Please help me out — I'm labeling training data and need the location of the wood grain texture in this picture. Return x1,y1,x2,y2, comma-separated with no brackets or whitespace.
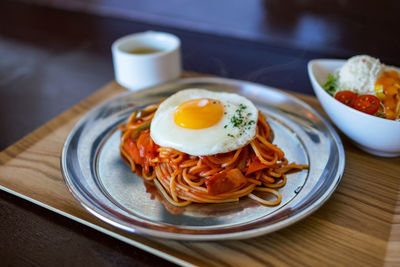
0,79,399,266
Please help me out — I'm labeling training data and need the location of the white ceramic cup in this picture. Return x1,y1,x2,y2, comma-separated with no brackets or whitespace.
112,31,182,91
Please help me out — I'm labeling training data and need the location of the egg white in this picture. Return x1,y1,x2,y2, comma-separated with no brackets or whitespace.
150,89,258,155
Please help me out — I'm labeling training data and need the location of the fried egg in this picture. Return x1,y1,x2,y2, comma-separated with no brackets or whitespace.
150,89,258,155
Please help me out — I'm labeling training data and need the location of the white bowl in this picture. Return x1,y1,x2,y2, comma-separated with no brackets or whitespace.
308,59,400,157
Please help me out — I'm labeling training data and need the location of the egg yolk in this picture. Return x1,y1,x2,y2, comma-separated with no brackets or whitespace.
174,98,224,129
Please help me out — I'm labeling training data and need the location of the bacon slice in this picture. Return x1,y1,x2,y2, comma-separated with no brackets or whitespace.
205,168,247,195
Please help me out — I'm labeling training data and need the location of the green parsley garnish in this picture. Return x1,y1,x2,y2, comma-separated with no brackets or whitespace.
230,104,247,128
225,104,256,137
323,74,338,96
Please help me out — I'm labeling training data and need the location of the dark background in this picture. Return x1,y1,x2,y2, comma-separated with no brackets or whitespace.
1,0,399,265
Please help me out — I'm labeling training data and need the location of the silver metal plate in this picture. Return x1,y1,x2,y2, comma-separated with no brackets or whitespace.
61,77,345,240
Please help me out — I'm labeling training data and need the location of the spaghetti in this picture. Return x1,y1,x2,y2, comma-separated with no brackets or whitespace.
119,103,308,207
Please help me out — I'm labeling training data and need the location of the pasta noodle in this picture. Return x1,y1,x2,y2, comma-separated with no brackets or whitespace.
119,103,308,207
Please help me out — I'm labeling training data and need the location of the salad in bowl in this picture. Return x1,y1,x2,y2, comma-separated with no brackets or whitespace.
308,55,400,157
323,55,400,120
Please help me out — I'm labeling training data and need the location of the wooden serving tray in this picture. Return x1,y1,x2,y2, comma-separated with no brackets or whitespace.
0,79,399,266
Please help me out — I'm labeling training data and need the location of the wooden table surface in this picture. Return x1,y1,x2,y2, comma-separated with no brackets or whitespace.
1,1,399,266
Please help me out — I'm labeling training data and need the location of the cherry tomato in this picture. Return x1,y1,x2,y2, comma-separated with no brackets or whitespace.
353,95,380,115
334,91,357,107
